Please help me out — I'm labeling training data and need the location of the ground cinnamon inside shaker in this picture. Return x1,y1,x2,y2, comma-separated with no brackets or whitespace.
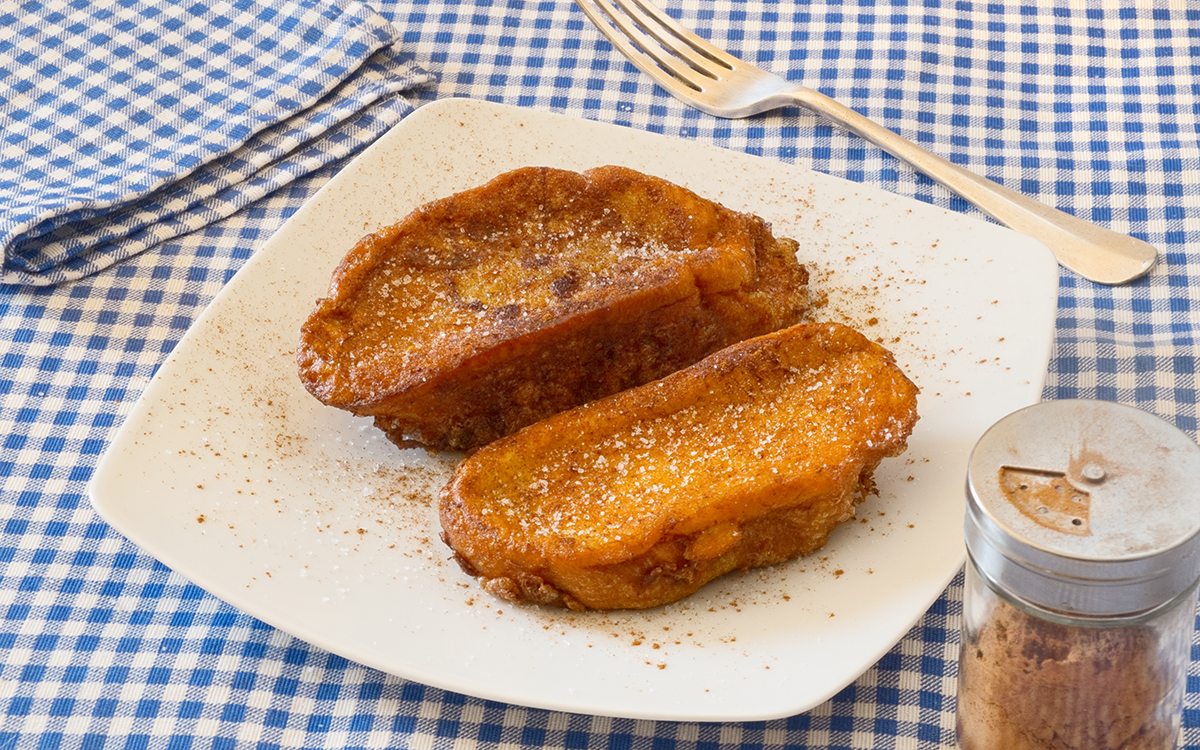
956,595,1181,750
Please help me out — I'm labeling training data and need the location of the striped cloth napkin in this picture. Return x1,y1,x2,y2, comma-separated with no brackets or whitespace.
0,0,431,285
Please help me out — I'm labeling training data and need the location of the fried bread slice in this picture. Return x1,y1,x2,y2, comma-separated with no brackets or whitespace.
297,165,809,452
439,321,920,611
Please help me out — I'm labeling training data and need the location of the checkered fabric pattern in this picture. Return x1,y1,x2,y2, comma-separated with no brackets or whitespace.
0,0,431,285
2,0,1200,748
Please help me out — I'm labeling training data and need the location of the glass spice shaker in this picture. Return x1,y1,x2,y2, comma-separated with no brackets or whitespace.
956,399,1200,750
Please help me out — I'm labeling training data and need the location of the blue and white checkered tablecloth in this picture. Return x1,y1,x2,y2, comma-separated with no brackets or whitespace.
0,0,430,285
2,0,1199,747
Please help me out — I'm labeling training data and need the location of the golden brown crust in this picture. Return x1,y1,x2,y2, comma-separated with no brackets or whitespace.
296,165,809,452
439,321,920,611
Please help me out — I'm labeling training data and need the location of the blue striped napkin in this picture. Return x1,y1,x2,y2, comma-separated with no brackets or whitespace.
0,0,431,285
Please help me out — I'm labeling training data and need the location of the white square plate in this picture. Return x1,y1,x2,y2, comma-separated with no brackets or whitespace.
89,98,1058,721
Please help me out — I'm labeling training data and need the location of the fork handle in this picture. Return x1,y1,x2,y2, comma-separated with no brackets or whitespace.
786,87,1157,285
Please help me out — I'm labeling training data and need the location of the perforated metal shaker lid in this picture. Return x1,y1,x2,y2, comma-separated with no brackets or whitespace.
966,399,1200,617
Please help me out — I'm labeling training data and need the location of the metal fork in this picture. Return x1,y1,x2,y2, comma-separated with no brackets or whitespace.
575,0,1157,285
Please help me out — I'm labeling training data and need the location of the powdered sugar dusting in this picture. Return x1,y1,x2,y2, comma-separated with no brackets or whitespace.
465,328,917,556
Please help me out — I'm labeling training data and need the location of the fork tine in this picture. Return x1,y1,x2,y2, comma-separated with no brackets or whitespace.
575,0,722,98
617,0,742,72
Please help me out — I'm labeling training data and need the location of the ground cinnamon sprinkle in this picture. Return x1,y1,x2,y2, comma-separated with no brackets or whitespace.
955,593,1186,750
